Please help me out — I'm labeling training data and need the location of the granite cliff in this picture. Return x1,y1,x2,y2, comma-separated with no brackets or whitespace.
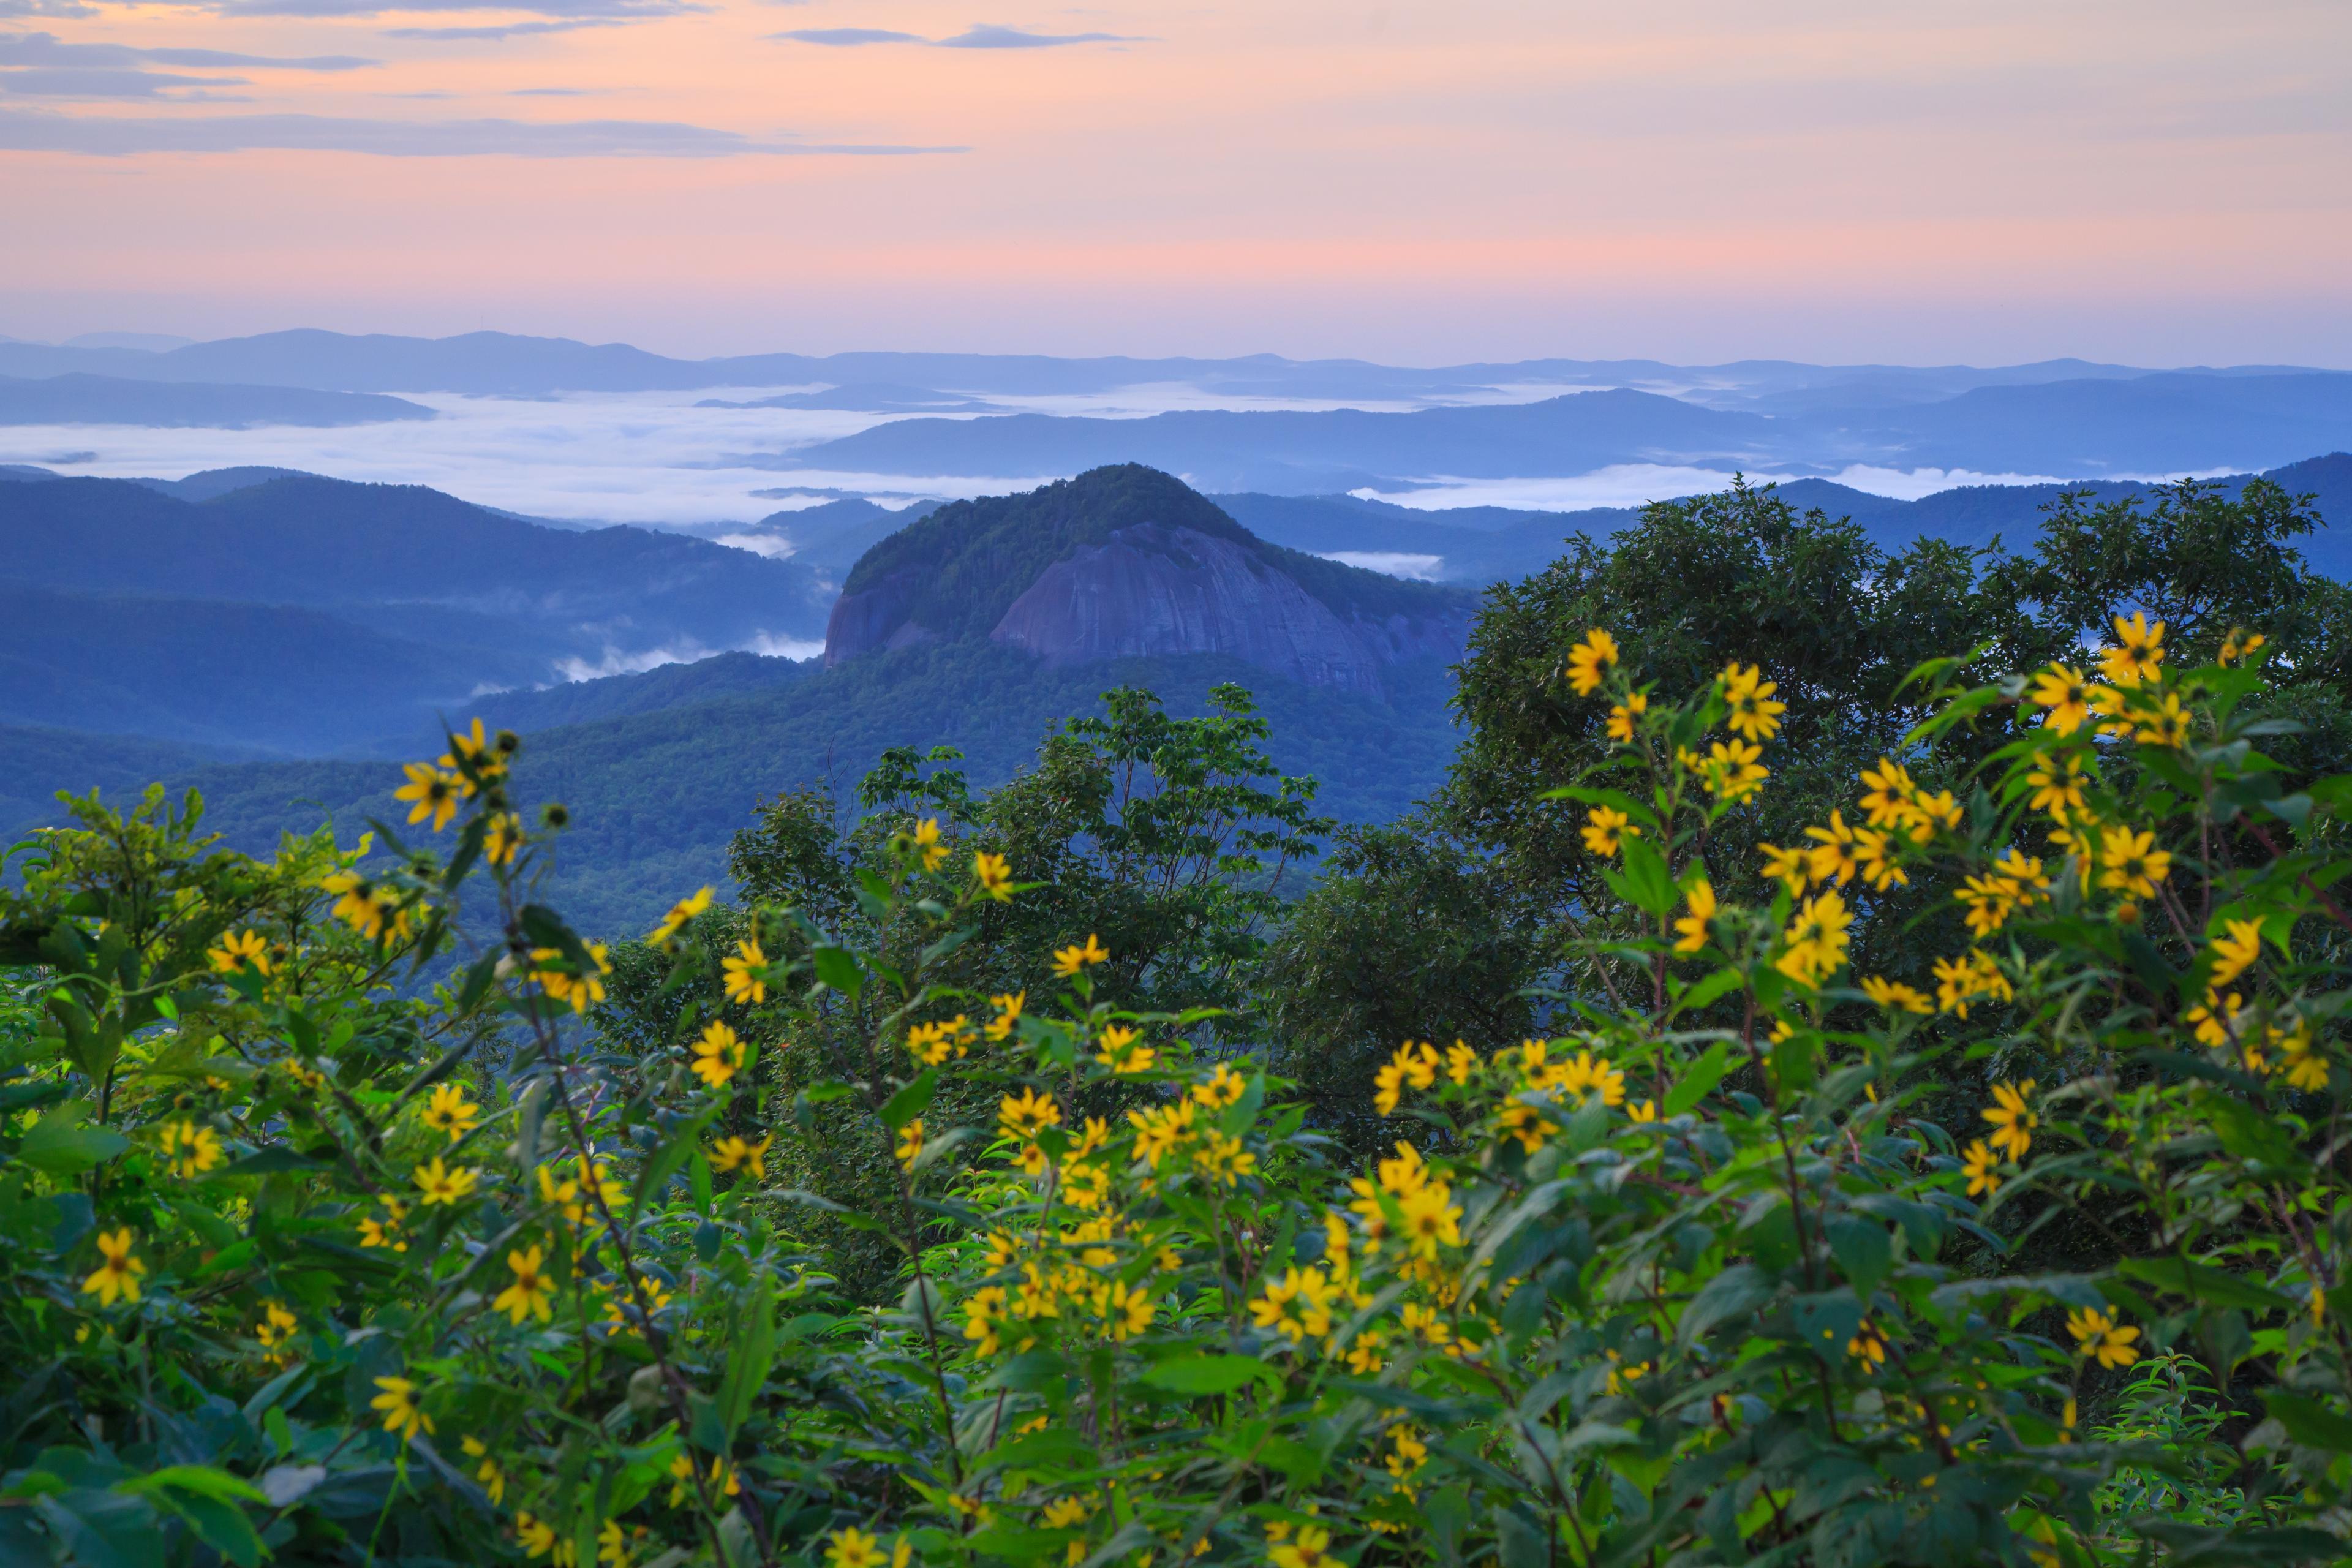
822,466,1471,699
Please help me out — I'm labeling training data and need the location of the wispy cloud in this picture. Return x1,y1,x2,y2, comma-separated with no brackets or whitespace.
0,31,377,70
774,27,921,47
0,107,963,156
211,0,698,17
937,23,1141,48
382,18,629,40
0,0,97,15
772,21,1145,48
1,67,249,99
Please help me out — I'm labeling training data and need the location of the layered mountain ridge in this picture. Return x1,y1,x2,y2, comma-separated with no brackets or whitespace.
824,465,1473,698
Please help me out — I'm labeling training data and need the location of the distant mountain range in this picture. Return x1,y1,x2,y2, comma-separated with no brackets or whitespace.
0,372,432,428
0,470,833,750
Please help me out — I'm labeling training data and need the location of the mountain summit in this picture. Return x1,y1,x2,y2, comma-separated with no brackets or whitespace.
823,464,1470,698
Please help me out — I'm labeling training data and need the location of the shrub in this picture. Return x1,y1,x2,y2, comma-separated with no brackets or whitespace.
2,617,2350,1568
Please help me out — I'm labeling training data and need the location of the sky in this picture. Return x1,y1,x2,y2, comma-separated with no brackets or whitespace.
2,1,2350,366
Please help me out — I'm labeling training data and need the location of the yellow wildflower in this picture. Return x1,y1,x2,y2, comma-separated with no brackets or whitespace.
419,1082,481,1144
412,1156,479,1206
974,851,1015,900
1959,1139,2000,1197
1050,933,1111,976
1758,843,1811,895
2027,665,2096,735
1605,692,1648,742
1702,738,1768,803
158,1118,224,1178
1774,889,1852,986
81,1227,145,1306
647,886,712,949
1982,1079,2038,1159
358,1198,408,1251
1580,805,1637,856
999,1085,1063,1141
394,761,462,832
2067,1306,2141,1368
2218,627,2266,665
2099,612,2165,688
1719,661,1787,741
1564,628,1619,696
370,1375,434,1442
690,1020,748,1087
1860,976,1932,1015
1374,1040,1439,1115
985,990,1025,1041
207,929,271,977
492,1245,559,1325
461,1436,505,1504
1672,878,1715,952
896,1120,924,1171
1095,1024,1155,1074
2207,918,2264,990
709,1132,771,1179
1096,1280,1155,1340
2097,826,2171,900
721,937,769,1005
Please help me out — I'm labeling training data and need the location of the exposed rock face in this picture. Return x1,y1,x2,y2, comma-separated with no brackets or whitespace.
821,464,1472,696
991,523,1437,698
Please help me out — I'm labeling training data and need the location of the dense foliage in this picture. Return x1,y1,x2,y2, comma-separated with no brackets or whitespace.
10,557,2352,1568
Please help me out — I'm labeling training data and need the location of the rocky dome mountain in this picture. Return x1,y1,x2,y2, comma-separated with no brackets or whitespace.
823,465,1472,698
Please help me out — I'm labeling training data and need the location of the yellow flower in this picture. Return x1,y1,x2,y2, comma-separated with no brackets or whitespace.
985,990,1025,1041
1252,1265,1336,1343
1605,1352,1651,1395
709,1132,771,1179
2128,691,2192,749
1982,1079,2038,1160
516,1512,558,1559
461,1436,505,1504
906,1016,973,1065
2277,1025,2330,1092
439,717,499,782
2027,664,2097,735
1445,1041,1480,1084
896,1119,924,1171
1604,692,1648,742
484,812,525,867
1758,843,1811,895
370,1375,434,1442
1494,1102,1557,1154
158,1118,224,1178
1860,976,1932,1015
1096,1280,1155,1340
1374,1041,1439,1115
1959,1139,2000,1197
492,1245,559,1324
597,1520,636,1568
1719,662,1787,741
2218,627,2267,665
81,1227,145,1306
1191,1131,1257,1186
2207,918,2264,990
1042,1498,1092,1530
2097,826,2171,900
1193,1063,1249,1108
963,1286,1009,1356
974,851,1015,900
908,816,948,872
1095,1024,1155,1074
532,942,612,1013
669,1452,742,1507
412,1156,480,1206
1702,738,1768,803
358,1198,408,1251
2185,990,2242,1049
1847,1321,1888,1368
1398,1182,1463,1261
207,929,272,977
420,1082,481,1144
2099,612,2166,688
255,1299,299,1352
1933,951,2012,1018
1774,889,1852,987
1558,1049,1626,1107
1580,805,1637,856
2024,752,2087,817
2066,1306,2141,1369
999,1085,1063,1141
1626,1099,1658,1124
827,1523,889,1561
321,871,405,943
1270,1524,1335,1568
1564,628,1619,696
690,1020,748,1087
1675,879,1731,949
395,761,463,832
722,938,769,1006
1050,933,1111,976
647,886,712,949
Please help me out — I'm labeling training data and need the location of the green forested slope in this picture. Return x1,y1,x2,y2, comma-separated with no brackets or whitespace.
12,644,1460,937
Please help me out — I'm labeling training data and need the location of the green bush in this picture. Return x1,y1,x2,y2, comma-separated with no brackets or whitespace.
4,609,2352,1568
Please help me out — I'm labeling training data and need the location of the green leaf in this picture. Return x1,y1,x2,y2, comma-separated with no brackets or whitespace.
630,1107,716,1221
1678,1264,1778,1346
1138,1355,1274,1395
880,1071,937,1133
2117,1257,2298,1313
219,1147,331,1177
2264,1390,2352,1452
19,1100,128,1175
718,1276,776,1439
1615,835,1676,919
812,946,862,999
1825,1216,1893,1299
1664,1042,1732,1117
